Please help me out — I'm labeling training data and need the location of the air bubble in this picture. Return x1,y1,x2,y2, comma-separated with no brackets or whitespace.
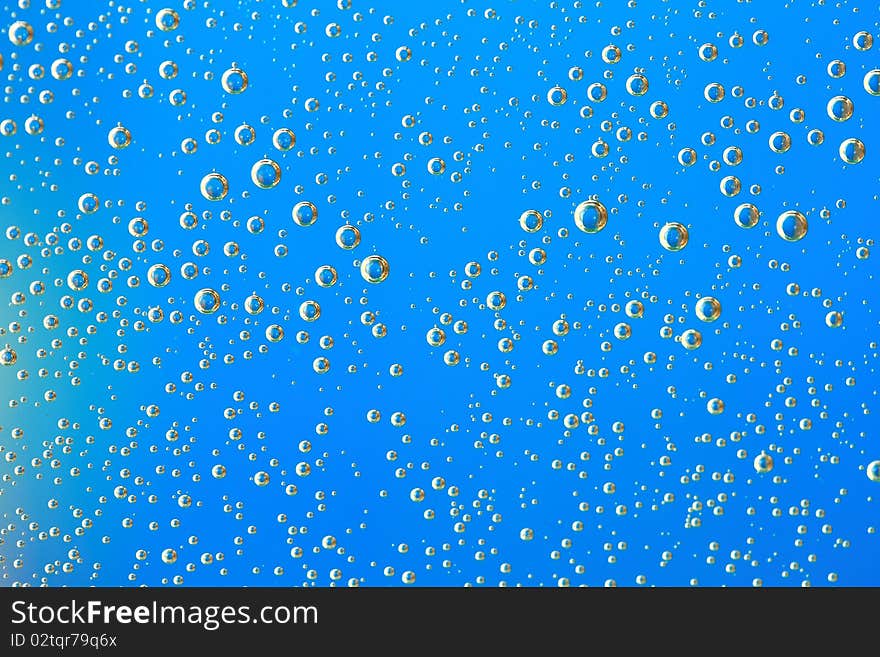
272,128,296,152
659,222,689,251
826,96,854,122
839,138,865,164
108,126,132,149
754,452,774,474
547,86,567,106
776,210,808,242
251,159,282,189
733,203,760,229
768,131,791,154
147,264,171,288
194,288,221,314
200,173,229,201
625,74,649,96
695,297,722,322
680,328,702,350
292,201,318,226
360,255,390,284
704,83,725,103
486,291,506,311
315,265,338,287
78,193,100,215
155,9,180,32
335,225,361,249
221,67,249,94
7,20,34,46
519,209,544,233
573,200,608,234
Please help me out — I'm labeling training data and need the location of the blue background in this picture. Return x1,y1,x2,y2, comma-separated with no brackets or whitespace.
1,0,878,586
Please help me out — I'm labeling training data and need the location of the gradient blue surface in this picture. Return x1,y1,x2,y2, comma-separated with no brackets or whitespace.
1,0,878,587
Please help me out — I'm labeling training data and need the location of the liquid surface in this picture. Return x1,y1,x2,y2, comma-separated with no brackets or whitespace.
0,1,878,588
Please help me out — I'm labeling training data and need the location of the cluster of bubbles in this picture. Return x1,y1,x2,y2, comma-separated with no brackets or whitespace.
0,1,877,589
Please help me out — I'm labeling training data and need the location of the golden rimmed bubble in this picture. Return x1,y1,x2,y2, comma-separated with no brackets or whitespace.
66,269,89,291
650,100,669,119
155,8,180,32
625,300,644,319
315,265,338,287
108,125,132,149
194,288,221,314
698,43,718,62
335,225,361,249
704,82,725,103
625,73,649,96
272,127,296,151
200,172,229,201
360,255,390,284
519,209,544,233
169,89,187,106
680,328,702,350
776,210,808,242
24,115,44,136
723,146,743,166
265,324,284,342
221,67,249,94
839,138,865,165
824,311,843,328
528,248,546,265
8,20,34,46
292,201,318,226
159,60,178,79
235,124,256,146
753,452,774,474
768,131,791,153
426,327,446,347
0,119,17,136
251,158,281,189
547,85,568,106
486,291,506,311
587,82,607,102
78,193,100,214
573,199,608,234
601,44,621,64
244,294,265,315
733,203,760,229
719,175,741,197
826,95,854,122
677,147,697,166
853,31,874,51
147,264,171,288
659,222,689,251
427,157,446,175
51,58,73,81
826,60,846,79
695,296,722,322
299,300,321,322
0,346,17,366
864,69,880,96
